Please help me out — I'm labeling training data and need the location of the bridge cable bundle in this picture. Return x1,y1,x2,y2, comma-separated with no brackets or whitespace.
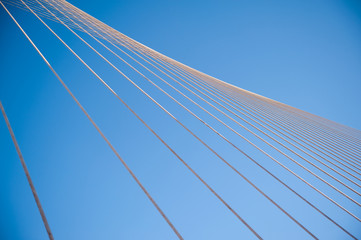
1,0,361,239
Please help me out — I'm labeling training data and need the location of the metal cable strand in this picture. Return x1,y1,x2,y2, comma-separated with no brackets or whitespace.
5,0,361,237
139,46,361,160
219,86,361,156
102,35,361,206
167,63,361,182
230,95,361,165
63,0,360,185
149,57,361,188
42,2,327,237
45,4,360,234
134,43,360,154
39,1,320,237
46,6,359,237
188,76,361,170
1,3,184,238
0,101,54,240
19,0,264,238
61,6,361,221
56,1,361,223
153,56,361,144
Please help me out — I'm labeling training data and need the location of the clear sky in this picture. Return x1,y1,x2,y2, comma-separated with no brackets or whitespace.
1,0,361,239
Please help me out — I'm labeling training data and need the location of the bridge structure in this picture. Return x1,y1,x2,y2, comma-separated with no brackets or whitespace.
1,0,361,239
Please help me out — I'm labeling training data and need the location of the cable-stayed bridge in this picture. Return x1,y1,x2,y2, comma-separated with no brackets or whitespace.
1,0,361,239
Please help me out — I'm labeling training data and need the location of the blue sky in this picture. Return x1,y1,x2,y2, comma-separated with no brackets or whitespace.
1,0,361,239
